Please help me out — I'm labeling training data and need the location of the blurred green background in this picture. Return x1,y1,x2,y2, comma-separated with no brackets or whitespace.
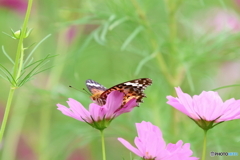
0,0,240,160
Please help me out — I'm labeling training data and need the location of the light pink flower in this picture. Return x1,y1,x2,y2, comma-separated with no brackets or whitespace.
118,121,198,160
193,8,240,35
57,91,138,130
210,9,240,33
167,87,240,130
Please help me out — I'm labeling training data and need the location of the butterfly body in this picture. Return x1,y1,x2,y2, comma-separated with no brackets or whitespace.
86,78,152,107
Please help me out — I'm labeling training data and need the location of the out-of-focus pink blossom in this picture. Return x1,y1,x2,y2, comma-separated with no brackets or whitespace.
211,9,240,33
118,121,198,160
57,91,138,130
167,87,240,130
0,0,27,14
194,8,240,34
66,26,78,45
235,0,240,7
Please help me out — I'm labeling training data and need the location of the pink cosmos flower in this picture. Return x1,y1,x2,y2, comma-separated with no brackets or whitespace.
57,91,138,130
118,121,198,160
167,87,240,130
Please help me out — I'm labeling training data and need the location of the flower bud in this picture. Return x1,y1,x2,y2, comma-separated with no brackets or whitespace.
13,30,21,38
11,28,33,39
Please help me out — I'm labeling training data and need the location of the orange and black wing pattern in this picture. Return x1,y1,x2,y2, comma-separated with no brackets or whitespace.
86,78,152,106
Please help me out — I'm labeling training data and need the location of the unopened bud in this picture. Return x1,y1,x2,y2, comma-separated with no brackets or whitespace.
11,28,33,39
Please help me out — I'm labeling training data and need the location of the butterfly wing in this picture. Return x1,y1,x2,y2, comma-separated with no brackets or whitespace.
100,78,152,106
86,79,108,105
86,79,107,94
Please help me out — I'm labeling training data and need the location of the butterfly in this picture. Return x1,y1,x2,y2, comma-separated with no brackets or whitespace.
86,78,152,107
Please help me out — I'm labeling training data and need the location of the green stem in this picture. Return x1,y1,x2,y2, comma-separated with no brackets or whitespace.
201,130,208,160
100,130,106,160
0,88,15,142
164,0,184,86
13,0,33,81
130,0,177,87
0,0,33,143
1,89,31,160
16,44,24,80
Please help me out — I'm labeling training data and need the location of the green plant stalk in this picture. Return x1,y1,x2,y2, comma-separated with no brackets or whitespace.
1,89,31,160
0,88,15,142
201,130,208,160
0,0,33,143
100,130,106,160
16,44,24,80
130,0,176,86
164,0,184,137
167,0,177,55
13,0,33,80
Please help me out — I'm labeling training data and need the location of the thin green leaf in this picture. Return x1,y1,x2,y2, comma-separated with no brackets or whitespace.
16,70,26,81
0,67,11,78
0,64,17,85
0,69,15,86
134,51,157,76
0,73,8,81
2,32,16,39
18,54,55,86
24,42,36,50
121,26,143,51
100,15,116,42
24,54,57,70
100,23,109,42
18,78,31,87
32,66,54,76
93,27,105,45
25,57,34,68
33,59,51,71
63,15,97,26
23,34,51,67
2,46,14,64
109,17,128,30
25,60,51,79
212,84,240,91
18,58,49,86
10,28,15,34
6,76,15,86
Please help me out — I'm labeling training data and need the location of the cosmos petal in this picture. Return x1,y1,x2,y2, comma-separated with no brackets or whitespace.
118,138,142,157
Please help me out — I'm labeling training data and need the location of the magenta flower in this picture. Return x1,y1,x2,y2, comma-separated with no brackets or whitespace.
167,87,240,130
0,0,27,14
118,121,198,160
57,91,138,130
66,25,78,45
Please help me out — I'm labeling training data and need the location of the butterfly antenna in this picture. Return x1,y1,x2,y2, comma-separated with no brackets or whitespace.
82,88,92,96
69,86,91,95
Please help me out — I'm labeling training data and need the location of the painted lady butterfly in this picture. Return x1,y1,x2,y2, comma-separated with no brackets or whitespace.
86,78,152,107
